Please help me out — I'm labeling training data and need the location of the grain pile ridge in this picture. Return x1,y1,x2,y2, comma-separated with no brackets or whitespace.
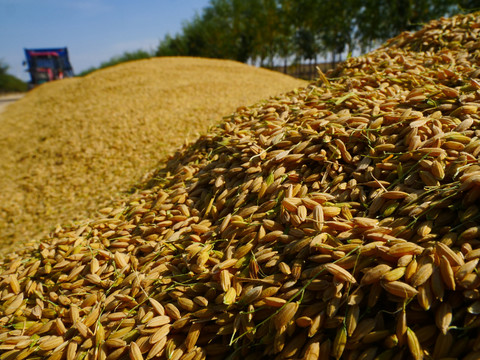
1,12,480,360
0,57,307,249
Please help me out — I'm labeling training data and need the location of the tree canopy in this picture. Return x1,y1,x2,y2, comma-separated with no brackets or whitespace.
0,60,27,93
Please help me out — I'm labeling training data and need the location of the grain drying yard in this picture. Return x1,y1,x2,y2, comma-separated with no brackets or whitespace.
1,11,480,360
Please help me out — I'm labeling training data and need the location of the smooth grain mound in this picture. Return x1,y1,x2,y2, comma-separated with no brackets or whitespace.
0,57,307,247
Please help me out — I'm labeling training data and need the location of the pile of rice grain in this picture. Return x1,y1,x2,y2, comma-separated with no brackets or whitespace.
2,12,480,360
0,57,307,247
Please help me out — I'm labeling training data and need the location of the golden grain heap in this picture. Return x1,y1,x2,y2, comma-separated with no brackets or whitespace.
1,12,480,360
0,57,307,249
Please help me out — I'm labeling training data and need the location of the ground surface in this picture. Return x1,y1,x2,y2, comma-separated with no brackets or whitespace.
0,93,24,114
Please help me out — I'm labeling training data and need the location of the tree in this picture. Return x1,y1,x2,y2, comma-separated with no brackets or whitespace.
156,34,188,57
458,0,480,10
0,60,8,76
318,0,359,64
356,0,461,51
0,59,27,93
78,50,153,77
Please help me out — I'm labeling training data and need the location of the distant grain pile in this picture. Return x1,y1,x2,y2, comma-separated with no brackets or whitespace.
2,12,480,360
0,57,307,247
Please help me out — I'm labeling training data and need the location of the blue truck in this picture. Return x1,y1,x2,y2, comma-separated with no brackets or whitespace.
23,47,74,87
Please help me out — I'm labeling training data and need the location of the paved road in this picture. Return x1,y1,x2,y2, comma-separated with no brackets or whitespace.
0,94,24,114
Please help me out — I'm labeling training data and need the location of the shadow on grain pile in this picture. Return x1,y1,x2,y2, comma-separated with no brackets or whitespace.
0,57,307,249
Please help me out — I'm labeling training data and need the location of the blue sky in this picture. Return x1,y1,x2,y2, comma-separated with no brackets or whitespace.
0,0,211,81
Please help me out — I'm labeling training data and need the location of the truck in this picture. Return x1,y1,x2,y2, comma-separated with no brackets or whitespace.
23,47,74,88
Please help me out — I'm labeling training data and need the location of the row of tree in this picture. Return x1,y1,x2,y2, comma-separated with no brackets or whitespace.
156,0,479,76
78,50,152,77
